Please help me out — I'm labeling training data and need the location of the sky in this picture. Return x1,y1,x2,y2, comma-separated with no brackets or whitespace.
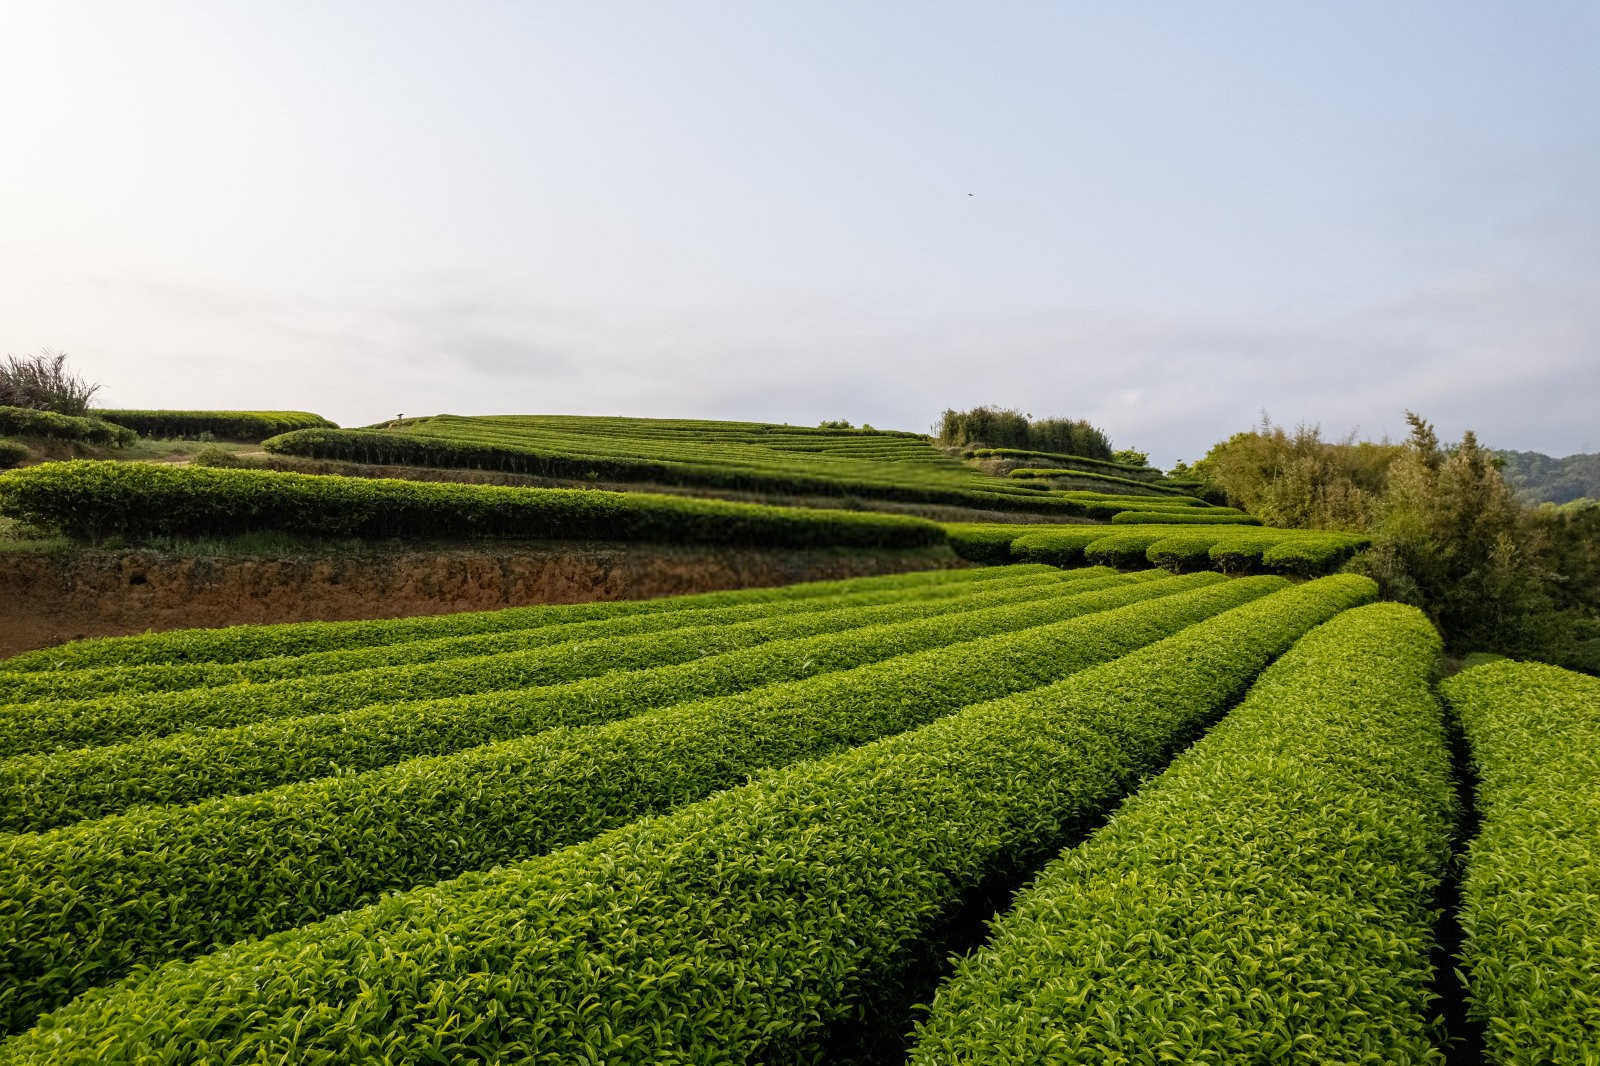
2,1,1596,466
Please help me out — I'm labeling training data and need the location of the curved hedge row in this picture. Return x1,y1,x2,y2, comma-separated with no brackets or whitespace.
0,567,1056,702
0,406,136,446
910,602,1455,1063
943,522,1071,564
964,447,1160,479
93,410,334,442
1441,660,1600,1065
1085,527,1201,568
1145,531,1231,571
1007,466,1189,494
1111,509,1257,524
0,570,1133,827
1,571,1097,759
1,564,1025,673
0,573,1251,1030
1010,523,1370,575
0,575,1374,1061
0,438,26,468
0,460,946,546
1063,490,1209,506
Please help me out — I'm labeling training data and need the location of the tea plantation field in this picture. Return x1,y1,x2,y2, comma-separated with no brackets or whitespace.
2,564,1593,1062
257,413,1205,515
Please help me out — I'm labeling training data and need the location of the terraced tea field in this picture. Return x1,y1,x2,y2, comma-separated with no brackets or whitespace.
2,562,1592,1063
257,413,1202,515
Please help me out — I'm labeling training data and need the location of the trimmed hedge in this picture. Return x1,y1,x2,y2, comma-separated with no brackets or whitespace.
1111,508,1257,524
1441,661,1600,1065
0,571,1102,759
943,522,1069,564
0,573,1255,1029
0,460,946,546
1208,529,1287,572
1260,533,1370,576
1083,527,1193,568
0,569,1133,826
93,410,334,442
0,406,136,446
964,446,1158,478
2,565,1027,673
0,576,1374,1058
1007,466,1189,494
1457,651,1508,671
1146,531,1227,572
0,566,1058,702
1010,523,1371,575
1063,490,1209,506
910,602,1455,1063
1008,526,1115,566
0,438,26,468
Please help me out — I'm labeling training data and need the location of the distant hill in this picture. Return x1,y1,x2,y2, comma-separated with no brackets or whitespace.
1496,449,1600,505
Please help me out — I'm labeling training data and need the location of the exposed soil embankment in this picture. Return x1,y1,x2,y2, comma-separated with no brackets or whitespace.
0,542,965,658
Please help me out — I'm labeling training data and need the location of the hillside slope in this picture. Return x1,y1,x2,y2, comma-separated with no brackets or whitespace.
1497,449,1600,504
259,414,1190,515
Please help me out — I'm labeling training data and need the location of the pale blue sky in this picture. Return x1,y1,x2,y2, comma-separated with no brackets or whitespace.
3,1,1595,464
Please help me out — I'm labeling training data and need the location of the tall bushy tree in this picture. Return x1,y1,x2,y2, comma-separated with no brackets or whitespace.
1187,410,1595,668
1189,418,1396,530
936,407,1114,459
0,350,100,415
1352,413,1548,650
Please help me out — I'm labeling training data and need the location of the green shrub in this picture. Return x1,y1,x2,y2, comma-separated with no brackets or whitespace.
189,445,249,468
1208,530,1284,572
1457,651,1508,670
1062,490,1209,506
1145,532,1222,571
0,406,135,446
0,573,1269,1030
0,567,1056,700
965,447,1154,477
93,410,334,442
1110,509,1258,524
0,461,945,547
939,409,1113,458
1007,466,1186,494
1009,526,1114,566
0,351,100,416
909,603,1454,1063
0,569,1131,825
0,576,1373,1060
1259,532,1369,575
1012,524,1372,577
2,565,1026,672
1441,661,1600,1065
1083,527,1189,568
0,438,27,469
942,522,1062,563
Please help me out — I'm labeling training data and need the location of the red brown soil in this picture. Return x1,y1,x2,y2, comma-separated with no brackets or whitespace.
0,542,965,658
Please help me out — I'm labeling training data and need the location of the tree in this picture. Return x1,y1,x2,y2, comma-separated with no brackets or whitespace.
1187,417,1395,530
0,350,100,415
1351,414,1548,651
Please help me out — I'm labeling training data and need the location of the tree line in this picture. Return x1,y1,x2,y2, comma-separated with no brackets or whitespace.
1179,414,1599,672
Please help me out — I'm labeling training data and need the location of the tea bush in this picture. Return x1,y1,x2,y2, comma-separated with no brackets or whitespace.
910,603,1454,1063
